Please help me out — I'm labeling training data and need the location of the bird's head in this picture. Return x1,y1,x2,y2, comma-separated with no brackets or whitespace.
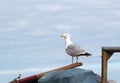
60,33,71,39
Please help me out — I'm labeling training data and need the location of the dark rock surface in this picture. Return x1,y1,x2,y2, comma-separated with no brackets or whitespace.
38,68,101,83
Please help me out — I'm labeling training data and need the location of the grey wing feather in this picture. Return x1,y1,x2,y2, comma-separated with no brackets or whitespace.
66,44,86,56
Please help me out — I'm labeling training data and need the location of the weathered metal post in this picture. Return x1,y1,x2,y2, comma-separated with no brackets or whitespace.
101,47,120,83
102,50,107,83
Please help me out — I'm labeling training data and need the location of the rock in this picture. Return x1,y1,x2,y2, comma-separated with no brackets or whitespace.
38,68,100,83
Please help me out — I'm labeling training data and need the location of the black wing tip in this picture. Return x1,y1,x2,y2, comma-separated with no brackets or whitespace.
79,52,92,56
85,52,91,56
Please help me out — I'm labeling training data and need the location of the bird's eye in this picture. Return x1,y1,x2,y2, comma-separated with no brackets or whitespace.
65,34,68,36
65,34,68,37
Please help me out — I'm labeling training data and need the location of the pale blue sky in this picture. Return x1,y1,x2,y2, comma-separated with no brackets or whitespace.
0,0,120,83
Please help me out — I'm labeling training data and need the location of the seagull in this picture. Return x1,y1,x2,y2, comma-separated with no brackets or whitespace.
60,33,91,64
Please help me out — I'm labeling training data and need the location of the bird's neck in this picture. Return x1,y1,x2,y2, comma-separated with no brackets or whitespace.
65,38,73,48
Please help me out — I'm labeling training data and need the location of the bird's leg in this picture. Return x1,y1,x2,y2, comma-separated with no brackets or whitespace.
72,56,74,64
76,56,78,63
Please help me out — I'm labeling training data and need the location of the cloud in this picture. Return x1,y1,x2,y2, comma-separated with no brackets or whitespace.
13,2,71,14
0,28,16,32
113,10,120,16
54,24,78,31
12,19,30,28
103,21,120,28
0,67,53,76
35,4,71,12
28,31,47,36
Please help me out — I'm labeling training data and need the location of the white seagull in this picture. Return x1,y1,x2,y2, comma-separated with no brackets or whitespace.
60,33,91,64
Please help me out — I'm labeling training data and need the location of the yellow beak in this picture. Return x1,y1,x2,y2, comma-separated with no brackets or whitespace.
60,34,64,37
